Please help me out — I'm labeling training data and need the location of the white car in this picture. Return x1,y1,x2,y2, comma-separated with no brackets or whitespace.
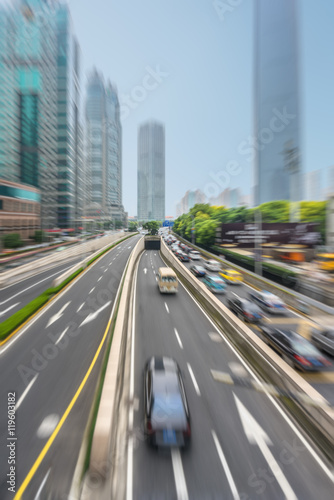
189,251,201,260
204,260,221,272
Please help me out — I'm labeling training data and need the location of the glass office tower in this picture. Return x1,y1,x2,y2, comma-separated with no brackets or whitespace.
137,121,165,222
85,70,123,223
56,5,83,229
254,0,302,206
0,0,58,229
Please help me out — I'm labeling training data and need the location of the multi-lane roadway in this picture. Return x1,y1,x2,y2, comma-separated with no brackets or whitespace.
127,249,334,500
0,234,140,500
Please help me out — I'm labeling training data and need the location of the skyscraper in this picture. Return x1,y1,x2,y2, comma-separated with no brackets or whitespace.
56,4,83,229
0,0,58,229
85,69,124,224
254,0,302,206
137,121,165,221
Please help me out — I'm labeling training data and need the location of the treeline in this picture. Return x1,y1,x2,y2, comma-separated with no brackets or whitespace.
173,201,327,247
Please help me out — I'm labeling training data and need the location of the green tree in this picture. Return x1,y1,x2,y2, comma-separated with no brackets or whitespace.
128,221,138,232
195,220,219,246
32,230,45,243
4,233,23,249
143,221,160,235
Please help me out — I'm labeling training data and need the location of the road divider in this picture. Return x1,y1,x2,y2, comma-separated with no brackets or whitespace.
80,236,145,499
160,240,334,463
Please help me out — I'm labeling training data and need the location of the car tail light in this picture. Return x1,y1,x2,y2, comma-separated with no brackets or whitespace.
320,357,332,366
183,423,191,437
293,355,312,367
244,312,253,319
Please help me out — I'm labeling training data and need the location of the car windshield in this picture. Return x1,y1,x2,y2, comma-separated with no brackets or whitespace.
245,303,261,314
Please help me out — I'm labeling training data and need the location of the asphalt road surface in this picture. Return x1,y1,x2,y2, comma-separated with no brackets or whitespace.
0,234,141,500
128,249,334,500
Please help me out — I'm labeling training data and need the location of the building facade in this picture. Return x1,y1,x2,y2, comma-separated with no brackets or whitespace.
85,69,124,226
0,179,41,240
0,0,58,230
254,0,302,206
137,121,165,222
56,5,83,229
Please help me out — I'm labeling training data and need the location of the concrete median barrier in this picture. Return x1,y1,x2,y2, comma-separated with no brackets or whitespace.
160,240,334,462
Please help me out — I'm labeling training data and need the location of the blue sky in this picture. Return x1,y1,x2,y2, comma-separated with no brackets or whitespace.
4,0,333,216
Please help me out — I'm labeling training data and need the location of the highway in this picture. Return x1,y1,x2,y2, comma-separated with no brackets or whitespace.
0,235,122,323
127,249,334,500
0,234,141,500
179,253,334,406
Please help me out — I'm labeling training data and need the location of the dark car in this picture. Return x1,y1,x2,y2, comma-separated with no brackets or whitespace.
178,252,189,262
227,294,263,323
259,327,331,372
190,265,206,278
144,357,191,448
311,329,334,357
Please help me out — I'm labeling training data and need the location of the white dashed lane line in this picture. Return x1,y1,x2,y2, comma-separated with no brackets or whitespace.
187,363,201,396
174,328,183,349
165,303,169,314
89,287,95,294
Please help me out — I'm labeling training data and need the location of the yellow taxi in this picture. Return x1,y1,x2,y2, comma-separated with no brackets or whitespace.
219,269,243,285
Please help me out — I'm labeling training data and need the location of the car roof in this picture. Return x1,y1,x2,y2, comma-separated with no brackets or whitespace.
148,357,180,393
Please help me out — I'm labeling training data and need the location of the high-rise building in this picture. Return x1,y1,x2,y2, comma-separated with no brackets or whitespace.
137,121,165,222
85,69,124,224
304,170,322,201
0,0,58,229
56,5,83,229
176,189,206,216
254,0,302,206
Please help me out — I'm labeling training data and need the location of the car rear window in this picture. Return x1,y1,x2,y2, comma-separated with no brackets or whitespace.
152,393,186,422
291,339,319,356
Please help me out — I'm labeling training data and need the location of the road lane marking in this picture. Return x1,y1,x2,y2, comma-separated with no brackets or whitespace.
77,302,85,312
171,448,189,500
104,269,108,273
174,328,183,349
0,302,20,318
79,301,111,327
13,252,132,499
98,276,102,282
55,326,69,345
187,363,201,396
0,263,77,303
167,265,334,481
15,374,38,411
46,301,71,328
212,430,240,500
228,362,248,378
34,468,50,500
143,268,147,274
234,395,297,500
165,302,169,314
89,287,95,294
208,332,223,343
37,414,60,439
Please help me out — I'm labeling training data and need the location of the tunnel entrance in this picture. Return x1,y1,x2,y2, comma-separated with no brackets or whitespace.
144,236,161,250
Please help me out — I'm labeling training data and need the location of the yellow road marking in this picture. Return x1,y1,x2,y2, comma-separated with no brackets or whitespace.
301,371,334,384
14,313,112,498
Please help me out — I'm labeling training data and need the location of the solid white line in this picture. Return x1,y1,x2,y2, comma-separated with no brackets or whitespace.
77,302,84,312
212,430,240,500
0,264,76,305
34,468,51,500
187,363,201,396
174,328,183,349
165,302,169,314
0,302,20,318
126,436,134,500
171,262,334,482
89,287,95,294
171,448,189,500
55,326,69,345
15,374,38,411
98,276,102,282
